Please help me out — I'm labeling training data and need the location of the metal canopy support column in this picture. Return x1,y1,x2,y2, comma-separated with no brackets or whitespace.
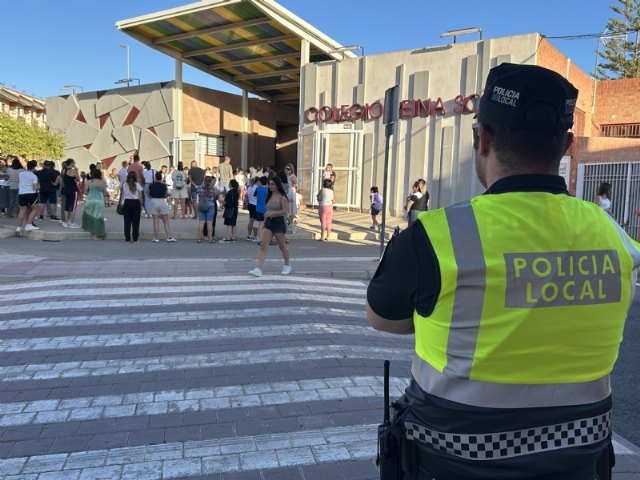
242,89,248,169
298,39,310,175
172,59,184,167
174,59,183,140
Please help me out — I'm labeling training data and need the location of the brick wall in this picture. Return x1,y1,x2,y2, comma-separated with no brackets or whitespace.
567,136,640,193
537,39,596,136
595,77,640,126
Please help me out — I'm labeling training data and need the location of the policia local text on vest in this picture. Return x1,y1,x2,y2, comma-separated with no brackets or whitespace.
366,63,640,480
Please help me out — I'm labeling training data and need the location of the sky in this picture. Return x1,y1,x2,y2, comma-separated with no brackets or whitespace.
0,0,616,100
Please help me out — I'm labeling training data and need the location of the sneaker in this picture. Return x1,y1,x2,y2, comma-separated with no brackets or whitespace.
68,223,81,229
220,238,230,243
16,227,22,235
151,238,160,243
39,215,44,221
50,216,61,222
24,224,39,231
166,237,178,242
62,222,70,228
246,235,253,241
281,265,292,276
248,267,263,277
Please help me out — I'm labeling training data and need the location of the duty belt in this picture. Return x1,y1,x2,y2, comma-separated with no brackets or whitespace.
405,411,611,461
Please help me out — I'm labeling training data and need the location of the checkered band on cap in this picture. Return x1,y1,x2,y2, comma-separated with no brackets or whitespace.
405,411,610,461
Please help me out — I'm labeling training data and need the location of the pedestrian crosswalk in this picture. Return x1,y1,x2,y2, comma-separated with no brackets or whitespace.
0,274,414,479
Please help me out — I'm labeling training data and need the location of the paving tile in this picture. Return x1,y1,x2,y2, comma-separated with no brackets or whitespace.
89,432,129,450
120,461,163,480
0,457,27,476
22,453,68,473
10,438,55,457
162,458,202,478
38,470,81,480
64,450,108,470
239,450,279,470
77,465,122,480
300,463,344,480
262,466,305,480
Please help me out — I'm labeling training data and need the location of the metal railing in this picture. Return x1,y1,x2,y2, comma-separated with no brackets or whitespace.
600,123,640,138
576,161,640,238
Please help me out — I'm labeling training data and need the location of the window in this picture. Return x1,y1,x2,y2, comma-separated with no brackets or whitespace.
201,134,225,156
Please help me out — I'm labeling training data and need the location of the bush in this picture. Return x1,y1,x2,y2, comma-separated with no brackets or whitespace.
0,113,65,159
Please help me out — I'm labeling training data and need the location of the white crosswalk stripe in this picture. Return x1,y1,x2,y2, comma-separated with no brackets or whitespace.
0,344,411,382
0,282,366,303
0,323,395,352
0,376,411,427
3,274,366,292
1,292,364,314
0,306,363,331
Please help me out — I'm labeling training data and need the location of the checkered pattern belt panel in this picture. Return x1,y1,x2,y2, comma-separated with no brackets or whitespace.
405,411,611,461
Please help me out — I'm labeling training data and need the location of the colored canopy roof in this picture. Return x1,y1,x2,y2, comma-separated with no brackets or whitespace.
116,0,356,105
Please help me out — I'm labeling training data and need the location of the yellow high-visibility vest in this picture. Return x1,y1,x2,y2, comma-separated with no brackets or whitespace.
412,192,640,409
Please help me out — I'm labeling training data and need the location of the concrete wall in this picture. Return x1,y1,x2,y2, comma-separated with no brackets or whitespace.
47,82,175,171
47,82,297,173
302,33,540,214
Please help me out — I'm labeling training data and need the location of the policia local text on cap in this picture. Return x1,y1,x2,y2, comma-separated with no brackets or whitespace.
367,63,640,480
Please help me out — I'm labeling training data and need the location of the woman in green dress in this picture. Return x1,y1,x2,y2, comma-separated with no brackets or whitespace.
82,169,109,239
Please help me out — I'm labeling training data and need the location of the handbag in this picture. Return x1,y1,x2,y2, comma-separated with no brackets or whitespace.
223,206,234,220
197,194,210,213
117,202,124,215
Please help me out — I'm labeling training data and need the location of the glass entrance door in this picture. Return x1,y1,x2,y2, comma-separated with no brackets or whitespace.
317,130,362,208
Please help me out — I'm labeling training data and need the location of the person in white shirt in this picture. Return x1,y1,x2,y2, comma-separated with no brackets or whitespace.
16,160,42,235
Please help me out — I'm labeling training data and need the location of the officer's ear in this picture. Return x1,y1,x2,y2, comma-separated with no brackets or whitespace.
562,132,574,156
478,123,492,157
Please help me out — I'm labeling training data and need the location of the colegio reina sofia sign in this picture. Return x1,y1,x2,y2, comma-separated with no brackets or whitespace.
304,94,479,124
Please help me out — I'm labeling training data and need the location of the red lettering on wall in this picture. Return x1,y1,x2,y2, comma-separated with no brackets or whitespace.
305,93,477,123
464,94,480,113
305,107,318,123
432,97,446,115
369,101,383,119
417,99,431,116
453,95,466,114
399,100,413,118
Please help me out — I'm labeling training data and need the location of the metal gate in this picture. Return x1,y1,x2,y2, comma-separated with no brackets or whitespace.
576,162,640,238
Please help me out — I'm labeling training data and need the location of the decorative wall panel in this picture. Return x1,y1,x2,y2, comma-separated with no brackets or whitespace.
47,83,174,170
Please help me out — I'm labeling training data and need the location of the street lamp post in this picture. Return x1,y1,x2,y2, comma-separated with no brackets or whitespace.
115,44,140,88
121,44,130,87
61,85,83,95
440,27,483,44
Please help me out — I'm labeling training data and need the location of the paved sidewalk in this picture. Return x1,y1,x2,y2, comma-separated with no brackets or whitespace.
0,203,404,243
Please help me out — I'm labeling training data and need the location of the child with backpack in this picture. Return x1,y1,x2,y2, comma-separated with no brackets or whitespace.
171,162,189,219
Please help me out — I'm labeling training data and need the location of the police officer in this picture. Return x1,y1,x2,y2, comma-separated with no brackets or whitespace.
366,63,640,480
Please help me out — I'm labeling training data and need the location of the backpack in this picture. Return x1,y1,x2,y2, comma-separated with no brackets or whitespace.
174,171,185,190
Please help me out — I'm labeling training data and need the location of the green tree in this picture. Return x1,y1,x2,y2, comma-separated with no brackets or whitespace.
0,113,65,159
596,0,640,79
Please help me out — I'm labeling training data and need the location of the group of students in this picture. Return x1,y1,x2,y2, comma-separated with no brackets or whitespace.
1,155,93,236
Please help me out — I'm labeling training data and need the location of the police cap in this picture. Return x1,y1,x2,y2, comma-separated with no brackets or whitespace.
478,63,579,135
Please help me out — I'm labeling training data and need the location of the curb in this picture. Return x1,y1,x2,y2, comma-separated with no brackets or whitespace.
0,225,391,243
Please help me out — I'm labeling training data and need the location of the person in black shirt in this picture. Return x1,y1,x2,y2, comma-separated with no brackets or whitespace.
404,178,429,225
36,161,61,221
148,171,177,242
